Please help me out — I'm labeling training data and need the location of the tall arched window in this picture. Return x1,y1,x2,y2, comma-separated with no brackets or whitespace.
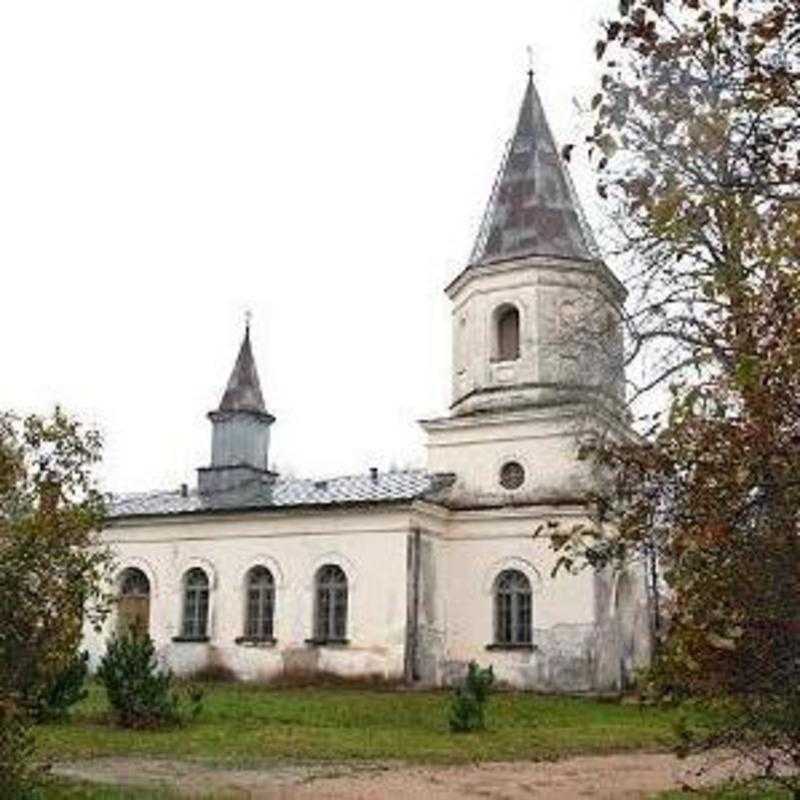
494,569,532,645
118,567,150,635
315,564,348,642
245,566,275,641
494,305,520,361
182,568,210,639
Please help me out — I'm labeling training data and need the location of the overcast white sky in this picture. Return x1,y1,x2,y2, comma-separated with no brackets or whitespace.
1,0,619,493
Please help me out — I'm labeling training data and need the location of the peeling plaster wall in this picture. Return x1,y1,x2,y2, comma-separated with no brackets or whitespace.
83,508,412,681
449,261,625,417
415,533,447,684
436,521,609,692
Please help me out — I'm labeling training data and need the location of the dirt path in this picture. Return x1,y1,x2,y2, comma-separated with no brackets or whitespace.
53,752,749,799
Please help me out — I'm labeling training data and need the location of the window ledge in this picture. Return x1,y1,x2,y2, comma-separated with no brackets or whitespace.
235,636,277,647
485,643,537,652
172,636,210,644
304,638,350,647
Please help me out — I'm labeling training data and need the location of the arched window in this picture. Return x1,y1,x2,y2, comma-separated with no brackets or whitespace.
245,566,275,641
494,305,520,362
494,569,532,645
182,568,210,639
315,564,348,642
118,567,150,636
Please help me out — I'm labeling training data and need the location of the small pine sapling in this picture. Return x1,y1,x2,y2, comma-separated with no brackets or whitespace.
449,661,494,733
97,626,203,729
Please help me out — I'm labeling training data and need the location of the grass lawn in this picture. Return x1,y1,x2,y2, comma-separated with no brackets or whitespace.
42,780,186,800
36,681,688,768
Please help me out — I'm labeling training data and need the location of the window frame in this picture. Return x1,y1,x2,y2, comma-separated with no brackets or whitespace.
490,569,533,649
241,565,276,644
117,567,151,636
178,567,210,642
309,564,349,645
492,303,521,362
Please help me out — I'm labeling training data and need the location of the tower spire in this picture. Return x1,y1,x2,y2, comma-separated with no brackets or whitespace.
470,72,598,266
218,322,267,415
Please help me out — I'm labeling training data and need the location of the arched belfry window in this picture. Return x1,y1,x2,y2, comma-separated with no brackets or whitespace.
314,564,348,642
494,569,532,646
245,566,275,641
118,567,150,635
182,568,210,639
494,304,520,362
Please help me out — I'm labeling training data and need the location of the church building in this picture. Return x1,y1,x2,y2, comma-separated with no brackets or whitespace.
84,72,652,692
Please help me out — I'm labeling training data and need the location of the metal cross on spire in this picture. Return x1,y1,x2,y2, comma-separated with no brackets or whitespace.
526,45,534,77
245,309,252,334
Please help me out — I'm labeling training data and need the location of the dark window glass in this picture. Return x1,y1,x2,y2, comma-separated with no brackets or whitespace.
495,569,532,645
120,567,150,597
182,568,209,639
315,565,348,642
500,461,525,490
496,306,520,361
245,566,274,640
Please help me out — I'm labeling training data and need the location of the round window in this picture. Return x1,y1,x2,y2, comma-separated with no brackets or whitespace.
499,461,525,490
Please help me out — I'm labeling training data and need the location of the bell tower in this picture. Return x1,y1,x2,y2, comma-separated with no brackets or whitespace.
449,71,626,419
423,71,628,504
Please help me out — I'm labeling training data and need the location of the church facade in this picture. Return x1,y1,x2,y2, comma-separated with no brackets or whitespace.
83,73,652,692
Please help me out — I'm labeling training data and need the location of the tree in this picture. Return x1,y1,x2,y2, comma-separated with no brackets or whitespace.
574,0,799,399
550,0,800,794
0,407,112,796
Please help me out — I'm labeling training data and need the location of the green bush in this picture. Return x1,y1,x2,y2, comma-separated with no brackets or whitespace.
31,650,89,723
97,628,202,729
449,661,494,733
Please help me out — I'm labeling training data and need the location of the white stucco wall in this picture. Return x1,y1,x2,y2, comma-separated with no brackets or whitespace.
84,507,413,682
423,408,596,503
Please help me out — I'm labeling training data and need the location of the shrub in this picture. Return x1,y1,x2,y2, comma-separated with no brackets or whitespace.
30,650,89,723
97,628,202,729
449,661,494,733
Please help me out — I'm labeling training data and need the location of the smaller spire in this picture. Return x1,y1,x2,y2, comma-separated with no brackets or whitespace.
218,322,267,414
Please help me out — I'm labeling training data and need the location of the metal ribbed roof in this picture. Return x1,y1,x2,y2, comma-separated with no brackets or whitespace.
218,325,268,415
470,72,599,266
109,469,449,519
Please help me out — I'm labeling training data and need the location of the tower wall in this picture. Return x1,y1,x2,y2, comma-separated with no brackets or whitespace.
449,258,626,418
210,411,272,470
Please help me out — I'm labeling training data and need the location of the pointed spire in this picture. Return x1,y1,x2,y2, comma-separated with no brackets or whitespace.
470,72,598,266
218,322,267,414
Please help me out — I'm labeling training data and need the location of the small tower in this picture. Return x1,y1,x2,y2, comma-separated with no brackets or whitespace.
197,322,276,495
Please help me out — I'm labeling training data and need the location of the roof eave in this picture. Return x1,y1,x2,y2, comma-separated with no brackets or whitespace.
108,495,423,524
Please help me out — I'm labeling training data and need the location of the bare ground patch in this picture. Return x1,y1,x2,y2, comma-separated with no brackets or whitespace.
51,752,757,799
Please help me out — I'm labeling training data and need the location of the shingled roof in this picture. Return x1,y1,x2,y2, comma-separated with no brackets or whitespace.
470,72,598,266
218,325,268,415
109,469,453,519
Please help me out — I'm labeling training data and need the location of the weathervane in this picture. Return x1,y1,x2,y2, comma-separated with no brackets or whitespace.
245,309,252,334
526,45,534,77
